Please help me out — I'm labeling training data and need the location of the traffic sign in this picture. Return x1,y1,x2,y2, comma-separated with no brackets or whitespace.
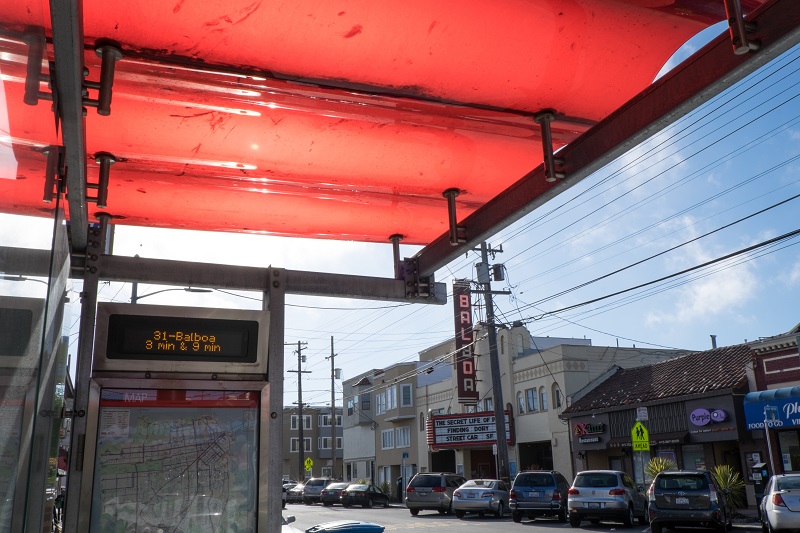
631,421,650,451
304,457,313,471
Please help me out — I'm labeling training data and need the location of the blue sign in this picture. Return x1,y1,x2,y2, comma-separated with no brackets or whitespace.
743,386,800,430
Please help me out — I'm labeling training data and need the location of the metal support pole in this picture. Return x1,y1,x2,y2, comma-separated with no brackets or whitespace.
764,406,778,475
263,267,285,533
330,336,337,479
443,189,463,246
64,215,112,532
389,234,403,280
479,242,510,482
287,342,310,481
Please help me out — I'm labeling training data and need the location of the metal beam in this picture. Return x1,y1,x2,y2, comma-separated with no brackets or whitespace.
413,0,800,277
0,248,445,303
50,0,89,252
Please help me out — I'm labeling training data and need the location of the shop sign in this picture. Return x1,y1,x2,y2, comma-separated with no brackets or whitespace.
578,436,601,444
573,422,605,436
689,408,728,426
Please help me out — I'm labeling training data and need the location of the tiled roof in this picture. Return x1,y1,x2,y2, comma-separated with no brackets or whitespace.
562,344,753,415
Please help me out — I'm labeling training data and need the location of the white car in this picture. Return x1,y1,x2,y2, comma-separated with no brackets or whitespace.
760,474,800,532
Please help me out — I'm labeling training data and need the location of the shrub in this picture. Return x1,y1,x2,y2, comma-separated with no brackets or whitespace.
645,457,677,479
710,465,746,509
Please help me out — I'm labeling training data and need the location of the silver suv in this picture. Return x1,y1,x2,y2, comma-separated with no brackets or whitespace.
405,472,467,516
567,470,648,527
302,477,336,504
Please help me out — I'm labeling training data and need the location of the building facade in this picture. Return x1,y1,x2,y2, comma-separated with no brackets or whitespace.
561,344,764,504
282,406,343,481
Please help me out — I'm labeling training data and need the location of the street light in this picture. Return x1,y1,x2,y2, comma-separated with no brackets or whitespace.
131,286,212,303
1,275,50,286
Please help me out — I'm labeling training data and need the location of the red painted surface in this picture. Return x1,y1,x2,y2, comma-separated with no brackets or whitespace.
0,0,767,243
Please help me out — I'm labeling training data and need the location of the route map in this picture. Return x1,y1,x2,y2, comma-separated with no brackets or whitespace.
90,389,258,533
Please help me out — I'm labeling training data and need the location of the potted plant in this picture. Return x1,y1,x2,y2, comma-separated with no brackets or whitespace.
710,465,746,509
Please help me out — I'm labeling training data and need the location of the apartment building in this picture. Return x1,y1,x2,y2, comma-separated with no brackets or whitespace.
282,405,343,481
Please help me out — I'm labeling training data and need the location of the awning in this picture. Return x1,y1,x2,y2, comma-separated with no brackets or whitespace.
744,386,800,430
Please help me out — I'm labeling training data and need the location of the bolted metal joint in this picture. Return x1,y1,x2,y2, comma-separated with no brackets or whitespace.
82,40,123,115
88,152,117,208
442,189,466,246
535,110,566,183
724,0,760,55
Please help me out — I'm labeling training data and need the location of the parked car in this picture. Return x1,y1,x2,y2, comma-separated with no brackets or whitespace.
567,470,648,528
405,472,467,516
758,473,800,533
304,477,337,505
452,478,510,518
305,520,385,533
648,469,732,533
286,483,305,504
320,482,351,506
341,483,391,508
509,470,571,523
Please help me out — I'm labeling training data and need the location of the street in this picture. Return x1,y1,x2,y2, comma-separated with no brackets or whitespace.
283,503,763,532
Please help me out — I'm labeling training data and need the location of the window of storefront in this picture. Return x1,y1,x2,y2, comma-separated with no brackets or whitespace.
779,431,800,472
682,444,706,470
517,392,525,414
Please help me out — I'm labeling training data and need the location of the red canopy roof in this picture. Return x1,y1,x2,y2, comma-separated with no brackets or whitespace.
0,0,782,247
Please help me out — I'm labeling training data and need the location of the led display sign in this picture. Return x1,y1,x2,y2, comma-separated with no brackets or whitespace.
106,314,258,362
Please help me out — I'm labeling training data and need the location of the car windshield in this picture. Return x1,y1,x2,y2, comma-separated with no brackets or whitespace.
655,475,708,490
410,476,442,488
574,473,618,488
326,483,349,490
516,474,555,487
777,477,800,490
347,484,369,491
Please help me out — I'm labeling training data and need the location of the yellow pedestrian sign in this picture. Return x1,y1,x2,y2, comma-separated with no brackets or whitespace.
304,457,313,471
631,421,650,451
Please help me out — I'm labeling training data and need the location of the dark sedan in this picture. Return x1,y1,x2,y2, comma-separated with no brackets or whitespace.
320,482,351,506
341,484,390,508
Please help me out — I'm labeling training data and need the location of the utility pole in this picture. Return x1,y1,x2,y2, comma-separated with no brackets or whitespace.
326,337,341,479
286,341,310,481
477,241,510,483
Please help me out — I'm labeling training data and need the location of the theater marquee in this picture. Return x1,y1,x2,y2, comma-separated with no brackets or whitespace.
427,411,515,449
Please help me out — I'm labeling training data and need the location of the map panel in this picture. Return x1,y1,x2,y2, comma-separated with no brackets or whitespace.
91,388,259,533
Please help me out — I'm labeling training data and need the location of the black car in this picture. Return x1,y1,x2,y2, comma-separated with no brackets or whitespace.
320,482,351,506
341,483,391,508
648,470,732,533
509,470,571,523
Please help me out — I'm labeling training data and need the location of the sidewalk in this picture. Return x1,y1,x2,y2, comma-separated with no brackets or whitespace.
733,508,761,529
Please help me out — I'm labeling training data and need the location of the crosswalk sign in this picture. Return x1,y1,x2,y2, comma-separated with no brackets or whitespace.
304,457,313,471
631,421,650,451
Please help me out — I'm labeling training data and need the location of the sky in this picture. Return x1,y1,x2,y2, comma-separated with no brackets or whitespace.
2,23,800,409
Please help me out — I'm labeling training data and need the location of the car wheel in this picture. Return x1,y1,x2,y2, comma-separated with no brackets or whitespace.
478,512,485,518
410,509,419,516
343,502,350,508
623,505,634,528
495,501,505,518
651,523,663,533
365,497,374,509
384,498,390,508
569,515,581,528
512,511,522,523
323,502,332,507
455,510,466,518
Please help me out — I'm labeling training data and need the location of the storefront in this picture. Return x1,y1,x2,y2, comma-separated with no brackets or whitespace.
744,386,800,474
